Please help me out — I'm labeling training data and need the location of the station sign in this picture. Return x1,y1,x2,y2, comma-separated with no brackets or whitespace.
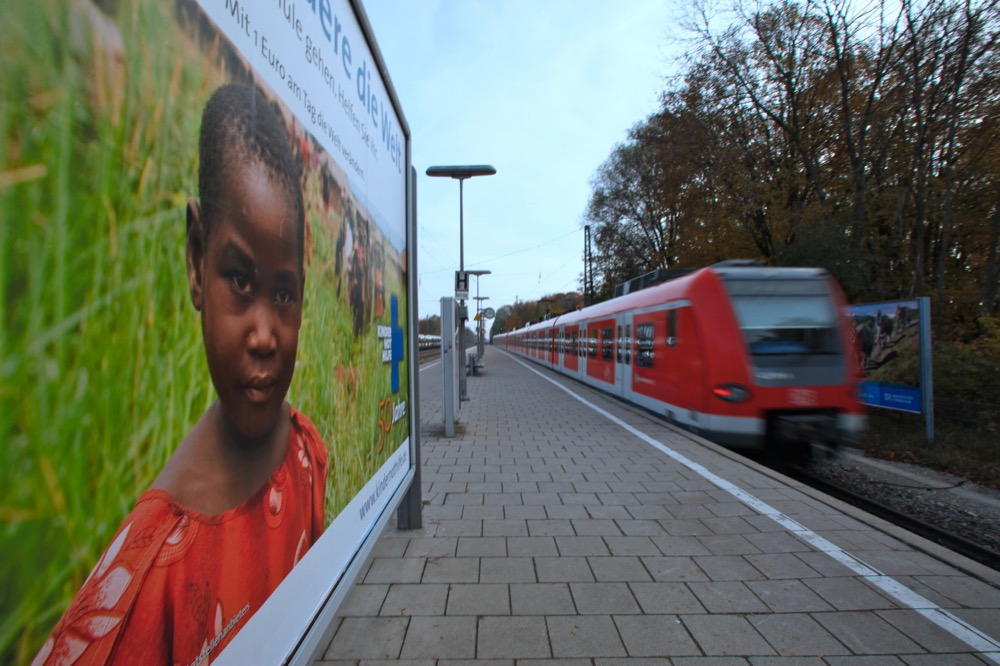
455,270,469,300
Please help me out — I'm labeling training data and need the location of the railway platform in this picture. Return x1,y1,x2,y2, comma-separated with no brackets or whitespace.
314,347,1000,664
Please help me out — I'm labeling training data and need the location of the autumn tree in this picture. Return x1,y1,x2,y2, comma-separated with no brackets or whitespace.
489,292,584,338
418,314,441,336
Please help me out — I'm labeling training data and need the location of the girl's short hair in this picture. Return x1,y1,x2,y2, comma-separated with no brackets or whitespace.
197,83,305,266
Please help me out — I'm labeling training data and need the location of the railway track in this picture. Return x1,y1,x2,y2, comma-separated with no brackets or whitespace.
417,345,440,364
786,463,1000,574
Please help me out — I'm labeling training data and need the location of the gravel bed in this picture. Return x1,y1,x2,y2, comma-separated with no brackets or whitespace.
808,449,1000,556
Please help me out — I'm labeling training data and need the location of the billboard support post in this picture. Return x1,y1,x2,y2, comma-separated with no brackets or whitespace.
919,297,935,444
397,166,422,530
441,297,457,437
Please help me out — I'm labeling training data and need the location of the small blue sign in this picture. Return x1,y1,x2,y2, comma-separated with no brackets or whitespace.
859,381,921,414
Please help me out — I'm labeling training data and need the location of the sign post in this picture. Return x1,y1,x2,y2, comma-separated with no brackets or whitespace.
441,297,457,437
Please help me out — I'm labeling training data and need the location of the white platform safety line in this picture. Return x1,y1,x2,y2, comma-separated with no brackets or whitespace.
507,353,1000,663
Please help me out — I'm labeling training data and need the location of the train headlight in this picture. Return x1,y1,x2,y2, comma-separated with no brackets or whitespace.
713,384,751,402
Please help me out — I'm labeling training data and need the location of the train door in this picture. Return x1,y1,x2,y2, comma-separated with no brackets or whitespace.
555,327,563,368
615,312,634,396
614,313,632,397
564,326,579,373
630,306,687,423
578,323,589,378
661,307,682,409
675,306,705,418
585,318,616,388
659,304,705,423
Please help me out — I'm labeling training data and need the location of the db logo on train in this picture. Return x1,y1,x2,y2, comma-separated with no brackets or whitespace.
377,397,407,452
789,388,818,407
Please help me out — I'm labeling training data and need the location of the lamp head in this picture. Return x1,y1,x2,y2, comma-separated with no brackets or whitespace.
426,165,496,179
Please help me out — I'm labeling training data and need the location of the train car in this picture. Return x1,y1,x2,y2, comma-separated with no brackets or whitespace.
494,263,866,457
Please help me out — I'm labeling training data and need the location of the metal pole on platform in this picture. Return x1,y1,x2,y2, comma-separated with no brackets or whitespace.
474,295,489,360
441,296,457,437
426,165,495,401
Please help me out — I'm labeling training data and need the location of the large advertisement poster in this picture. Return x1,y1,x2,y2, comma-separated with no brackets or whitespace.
849,299,923,413
1,1,412,663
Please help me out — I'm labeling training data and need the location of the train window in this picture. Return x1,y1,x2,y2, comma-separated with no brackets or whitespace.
636,323,655,367
625,324,631,365
667,310,678,348
602,327,613,360
580,330,586,357
616,325,623,363
730,291,838,356
724,278,839,356
571,331,577,356
588,329,597,357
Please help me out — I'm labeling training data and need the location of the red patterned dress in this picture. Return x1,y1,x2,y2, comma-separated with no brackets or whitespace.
34,409,327,666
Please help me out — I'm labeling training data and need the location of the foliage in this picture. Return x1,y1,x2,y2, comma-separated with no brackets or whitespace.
418,314,441,336
865,335,1000,488
964,314,1000,361
865,408,1000,490
489,292,583,337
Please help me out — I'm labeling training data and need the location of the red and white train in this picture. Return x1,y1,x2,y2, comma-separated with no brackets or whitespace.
494,263,866,456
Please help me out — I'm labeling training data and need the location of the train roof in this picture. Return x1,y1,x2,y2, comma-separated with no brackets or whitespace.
712,265,829,282
506,264,832,336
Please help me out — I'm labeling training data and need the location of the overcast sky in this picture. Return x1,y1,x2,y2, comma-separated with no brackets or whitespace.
361,0,682,324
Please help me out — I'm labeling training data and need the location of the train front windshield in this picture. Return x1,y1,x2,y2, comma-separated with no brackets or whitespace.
724,279,840,357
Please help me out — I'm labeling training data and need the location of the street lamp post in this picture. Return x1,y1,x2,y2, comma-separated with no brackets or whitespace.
470,269,491,361
474,295,489,359
463,269,489,379
426,165,496,401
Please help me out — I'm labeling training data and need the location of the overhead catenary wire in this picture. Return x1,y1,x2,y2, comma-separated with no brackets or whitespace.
419,229,580,275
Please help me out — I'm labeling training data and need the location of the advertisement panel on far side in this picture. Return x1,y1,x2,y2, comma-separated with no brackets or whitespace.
849,300,922,413
2,1,412,664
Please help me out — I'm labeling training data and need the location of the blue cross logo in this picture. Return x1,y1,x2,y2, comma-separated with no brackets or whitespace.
391,295,404,393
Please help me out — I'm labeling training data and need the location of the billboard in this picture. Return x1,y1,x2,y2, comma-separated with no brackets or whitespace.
849,299,928,414
1,1,414,663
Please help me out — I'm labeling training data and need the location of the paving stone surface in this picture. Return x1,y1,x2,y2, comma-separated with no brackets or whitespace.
314,349,1000,664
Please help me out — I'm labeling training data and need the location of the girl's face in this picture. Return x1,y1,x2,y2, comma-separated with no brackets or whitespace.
196,160,303,442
